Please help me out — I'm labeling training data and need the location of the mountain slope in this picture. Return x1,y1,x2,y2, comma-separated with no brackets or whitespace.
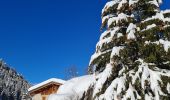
0,60,31,100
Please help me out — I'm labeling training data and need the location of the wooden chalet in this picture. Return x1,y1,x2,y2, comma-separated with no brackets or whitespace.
28,78,65,100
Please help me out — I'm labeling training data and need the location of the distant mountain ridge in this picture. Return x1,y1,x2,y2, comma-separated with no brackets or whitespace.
0,60,31,100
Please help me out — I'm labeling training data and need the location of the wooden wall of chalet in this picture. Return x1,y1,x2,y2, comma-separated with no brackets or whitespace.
30,83,60,97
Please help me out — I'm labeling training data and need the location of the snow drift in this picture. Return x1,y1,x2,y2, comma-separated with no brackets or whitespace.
48,75,95,100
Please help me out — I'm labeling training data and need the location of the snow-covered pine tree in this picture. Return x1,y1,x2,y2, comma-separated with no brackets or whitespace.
88,0,170,99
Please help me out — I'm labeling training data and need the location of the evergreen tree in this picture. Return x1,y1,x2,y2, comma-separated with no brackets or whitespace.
88,0,170,99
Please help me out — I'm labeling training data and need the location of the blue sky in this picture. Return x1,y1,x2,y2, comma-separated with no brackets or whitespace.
0,0,169,84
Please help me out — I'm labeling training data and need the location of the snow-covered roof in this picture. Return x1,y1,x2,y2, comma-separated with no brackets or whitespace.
28,78,66,92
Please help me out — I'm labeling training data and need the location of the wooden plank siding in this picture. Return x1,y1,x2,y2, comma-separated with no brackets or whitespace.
28,78,65,100
30,82,61,100
30,84,60,96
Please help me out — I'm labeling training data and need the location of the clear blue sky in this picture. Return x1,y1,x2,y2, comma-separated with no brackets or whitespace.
0,0,169,84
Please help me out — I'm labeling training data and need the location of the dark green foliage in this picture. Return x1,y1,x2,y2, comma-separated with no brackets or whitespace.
87,0,170,99
94,65,122,99
164,26,170,40
89,51,111,73
163,12,170,18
